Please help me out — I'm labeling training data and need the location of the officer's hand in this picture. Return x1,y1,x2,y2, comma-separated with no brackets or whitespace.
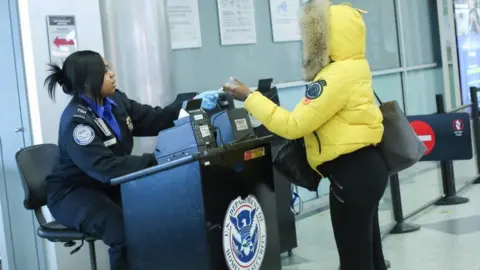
194,91,219,111
223,78,251,101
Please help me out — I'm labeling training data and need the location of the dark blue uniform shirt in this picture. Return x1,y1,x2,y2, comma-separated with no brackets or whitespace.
46,90,196,204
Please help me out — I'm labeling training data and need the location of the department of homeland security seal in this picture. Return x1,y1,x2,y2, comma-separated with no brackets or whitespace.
73,124,95,146
223,195,267,270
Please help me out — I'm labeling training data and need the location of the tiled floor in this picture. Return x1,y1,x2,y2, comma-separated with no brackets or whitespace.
282,184,480,270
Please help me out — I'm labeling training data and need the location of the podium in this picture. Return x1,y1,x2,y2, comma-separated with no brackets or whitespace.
254,126,298,254
111,136,282,270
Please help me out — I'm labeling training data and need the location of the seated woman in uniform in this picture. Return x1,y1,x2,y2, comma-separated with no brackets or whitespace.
224,2,390,270
44,50,217,270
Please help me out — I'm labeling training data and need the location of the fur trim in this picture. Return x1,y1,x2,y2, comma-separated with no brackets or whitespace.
300,0,331,81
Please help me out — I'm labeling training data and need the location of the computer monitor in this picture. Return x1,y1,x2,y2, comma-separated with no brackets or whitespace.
257,78,280,106
184,98,202,112
253,79,282,143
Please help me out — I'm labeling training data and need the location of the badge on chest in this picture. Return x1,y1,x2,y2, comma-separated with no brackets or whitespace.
94,118,112,137
126,116,134,132
93,118,118,147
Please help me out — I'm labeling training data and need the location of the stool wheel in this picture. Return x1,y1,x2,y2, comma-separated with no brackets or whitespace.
64,241,76,248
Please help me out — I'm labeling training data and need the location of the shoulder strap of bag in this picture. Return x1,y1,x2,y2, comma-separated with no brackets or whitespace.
373,89,383,105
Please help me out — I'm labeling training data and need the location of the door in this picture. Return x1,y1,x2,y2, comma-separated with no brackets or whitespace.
0,0,46,269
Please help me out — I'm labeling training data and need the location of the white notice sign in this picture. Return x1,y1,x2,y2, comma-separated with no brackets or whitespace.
269,0,301,42
217,0,257,46
167,0,203,50
46,16,78,65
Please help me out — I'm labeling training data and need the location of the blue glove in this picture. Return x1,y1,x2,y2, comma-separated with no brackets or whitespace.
195,91,219,111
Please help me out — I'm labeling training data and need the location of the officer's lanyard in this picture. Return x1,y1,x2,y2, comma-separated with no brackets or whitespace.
86,107,114,137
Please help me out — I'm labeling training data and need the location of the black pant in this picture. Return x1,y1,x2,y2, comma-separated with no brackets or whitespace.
318,146,388,270
48,186,128,270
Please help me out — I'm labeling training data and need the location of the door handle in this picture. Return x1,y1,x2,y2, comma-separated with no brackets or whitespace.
14,127,24,132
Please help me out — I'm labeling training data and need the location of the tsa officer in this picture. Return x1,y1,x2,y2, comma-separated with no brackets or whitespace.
224,2,391,270
44,50,218,270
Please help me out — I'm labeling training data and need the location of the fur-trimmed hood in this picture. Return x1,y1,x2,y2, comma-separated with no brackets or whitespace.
300,1,367,81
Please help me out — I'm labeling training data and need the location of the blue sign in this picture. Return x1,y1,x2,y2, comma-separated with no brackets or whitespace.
408,113,472,161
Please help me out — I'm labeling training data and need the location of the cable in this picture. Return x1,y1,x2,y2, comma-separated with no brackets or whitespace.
211,110,227,146
290,184,304,215
210,110,230,164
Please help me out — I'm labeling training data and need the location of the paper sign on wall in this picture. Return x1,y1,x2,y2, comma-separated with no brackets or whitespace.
46,16,78,65
167,0,203,50
269,0,301,42
217,0,257,46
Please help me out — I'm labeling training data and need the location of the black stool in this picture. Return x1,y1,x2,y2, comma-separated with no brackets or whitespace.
15,144,98,270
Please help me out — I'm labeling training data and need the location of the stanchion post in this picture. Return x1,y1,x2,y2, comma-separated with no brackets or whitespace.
434,94,469,205
389,174,420,234
469,86,480,184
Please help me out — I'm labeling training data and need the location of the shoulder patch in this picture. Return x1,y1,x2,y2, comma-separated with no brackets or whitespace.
305,80,327,100
76,105,88,115
73,105,91,119
73,125,95,146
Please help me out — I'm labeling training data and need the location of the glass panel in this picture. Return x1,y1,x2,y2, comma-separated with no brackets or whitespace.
450,64,458,107
400,68,445,216
445,0,454,62
332,0,401,70
373,72,404,106
405,67,444,115
400,0,442,66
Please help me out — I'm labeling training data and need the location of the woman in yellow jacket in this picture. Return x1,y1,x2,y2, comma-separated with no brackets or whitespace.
224,1,390,269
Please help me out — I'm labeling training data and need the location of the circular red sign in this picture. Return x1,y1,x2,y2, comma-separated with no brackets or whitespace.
452,119,464,131
410,120,435,155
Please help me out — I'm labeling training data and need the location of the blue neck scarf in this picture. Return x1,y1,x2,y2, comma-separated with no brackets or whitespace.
81,95,122,139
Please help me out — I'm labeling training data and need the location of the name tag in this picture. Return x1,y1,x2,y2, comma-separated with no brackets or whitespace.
94,118,112,137
104,138,117,147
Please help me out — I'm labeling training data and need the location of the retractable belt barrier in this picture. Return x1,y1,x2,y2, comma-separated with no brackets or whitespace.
388,88,480,235
430,94,470,205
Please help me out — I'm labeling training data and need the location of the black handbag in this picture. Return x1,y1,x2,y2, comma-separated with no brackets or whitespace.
273,137,322,191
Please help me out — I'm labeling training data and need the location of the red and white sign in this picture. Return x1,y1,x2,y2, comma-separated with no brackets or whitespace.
410,120,436,155
453,119,465,136
453,119,464,131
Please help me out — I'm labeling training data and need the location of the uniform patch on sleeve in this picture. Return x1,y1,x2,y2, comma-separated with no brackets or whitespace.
73,125,95,146
305,80,327,100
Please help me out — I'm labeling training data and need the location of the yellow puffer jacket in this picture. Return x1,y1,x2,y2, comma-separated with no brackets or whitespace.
244,1,384,173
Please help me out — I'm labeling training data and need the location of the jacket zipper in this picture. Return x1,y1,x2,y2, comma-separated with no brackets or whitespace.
313,132,321,153
330,187,344,203
330,174,344,190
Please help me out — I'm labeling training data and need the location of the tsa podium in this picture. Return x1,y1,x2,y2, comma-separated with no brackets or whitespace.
111,136,282,270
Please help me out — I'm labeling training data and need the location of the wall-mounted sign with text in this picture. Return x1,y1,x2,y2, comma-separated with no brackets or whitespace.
46,15,78,65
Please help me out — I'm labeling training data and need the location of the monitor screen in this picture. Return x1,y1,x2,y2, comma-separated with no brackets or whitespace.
185,98,202,112
257,78,280,106
454,0,480,109
253,79,282,143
